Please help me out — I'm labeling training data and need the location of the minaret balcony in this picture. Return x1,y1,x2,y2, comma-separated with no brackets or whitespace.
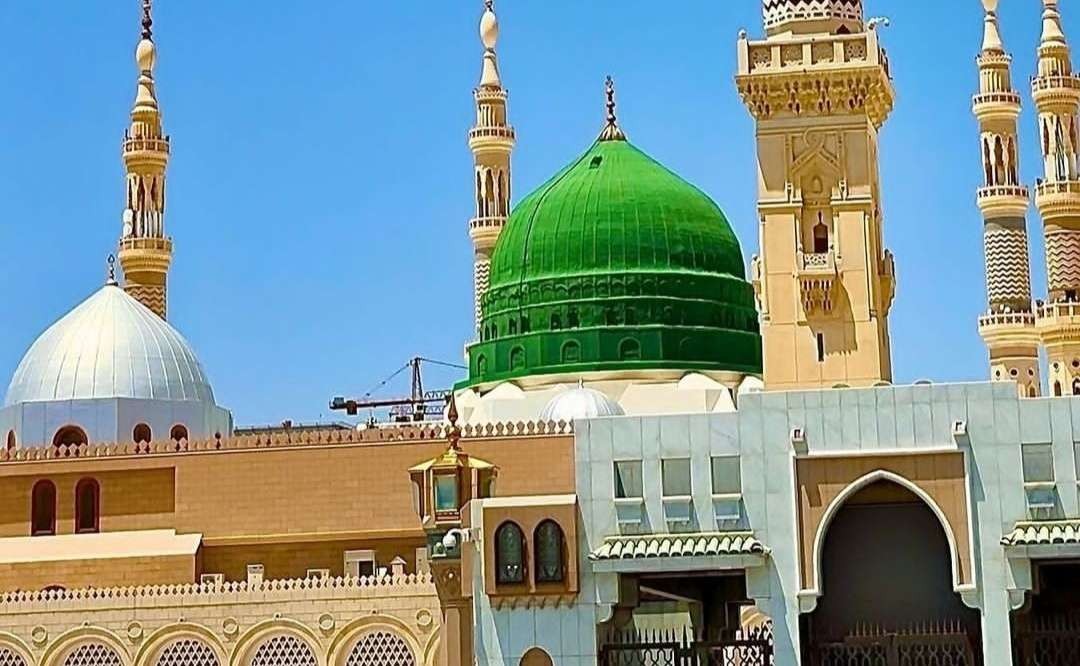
469,216,506,247
979,311,1039,348
468,126,516,151
1037,301,1080,338
976,185,1030,218
1035,180,1080,219
972,91,1021,119
797,251,839,317
122,136,171,155
1032,74,1080,107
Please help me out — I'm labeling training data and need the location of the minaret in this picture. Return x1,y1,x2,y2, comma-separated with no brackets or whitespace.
975,0,1040,398
737,0,897,390
468,0,516,333
117,0,173,319
1033,0,1080,396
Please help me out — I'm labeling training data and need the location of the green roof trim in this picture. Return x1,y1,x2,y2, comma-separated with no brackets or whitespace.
466,138,762,387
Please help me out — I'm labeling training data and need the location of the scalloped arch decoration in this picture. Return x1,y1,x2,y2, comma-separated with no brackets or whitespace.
345,632,414,666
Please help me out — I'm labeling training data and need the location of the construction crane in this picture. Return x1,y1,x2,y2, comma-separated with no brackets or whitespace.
329,357,464,424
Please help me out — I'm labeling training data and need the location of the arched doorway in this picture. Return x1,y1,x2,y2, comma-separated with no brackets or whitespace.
802,480,982,665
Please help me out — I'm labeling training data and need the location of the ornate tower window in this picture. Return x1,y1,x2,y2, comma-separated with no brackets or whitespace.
53,426,88,448
31,480,57,536
345,631,416,666
133,423,152,443
248,636,316,666
156,640,219,666
495,521,526,585
534,520,565,584
63,644,122,666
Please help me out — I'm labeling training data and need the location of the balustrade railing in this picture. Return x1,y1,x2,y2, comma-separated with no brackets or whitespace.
599,623,773,666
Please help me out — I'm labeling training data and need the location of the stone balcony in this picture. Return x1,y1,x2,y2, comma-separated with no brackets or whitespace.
1037,301,1080,331
468,125,516,151
1034,180,1080,219
976,184,1030,218
797,251,839,316
979,311,1039,349
468,216,505,247
1032,74,1080,106
972,91,1022,121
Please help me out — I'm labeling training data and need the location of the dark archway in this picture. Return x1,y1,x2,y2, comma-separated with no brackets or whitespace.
803,480,982,664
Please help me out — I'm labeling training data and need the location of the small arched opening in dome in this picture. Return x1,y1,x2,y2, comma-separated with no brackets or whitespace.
476,356,488,377
31,480,56,536
52,426,87,448
75,478,100,534
561,341,581,364
619,338,641,361
5,430,15,451
510,347,526,372
133,423,152,444
568,308,580,328
170,425,189,442
550,312,562,330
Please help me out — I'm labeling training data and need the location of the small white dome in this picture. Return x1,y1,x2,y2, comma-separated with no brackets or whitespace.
539,385,624,422
5,285,216,406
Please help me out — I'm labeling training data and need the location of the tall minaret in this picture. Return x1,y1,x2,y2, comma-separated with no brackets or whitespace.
117,0,173,319
975,0,1040,398
1033,0,1080,396
737,0,897,390
468,0,515,332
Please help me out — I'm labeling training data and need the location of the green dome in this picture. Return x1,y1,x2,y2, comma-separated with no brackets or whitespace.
466,137,762,387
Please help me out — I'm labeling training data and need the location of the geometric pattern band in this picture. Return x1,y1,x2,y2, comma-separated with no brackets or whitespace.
0,648,26,666
249,636,317,666
345,631,416,666
63,644,122,666
763,0,862,29
124,283,167,319
474,258,491,333
984,225,1033,308
1046,229,1080,296
156,640,220,666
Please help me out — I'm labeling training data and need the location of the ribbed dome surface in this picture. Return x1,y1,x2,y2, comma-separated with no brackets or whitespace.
539,386,625,423
489,140,746,286
466,137,761,388
5,285,216,406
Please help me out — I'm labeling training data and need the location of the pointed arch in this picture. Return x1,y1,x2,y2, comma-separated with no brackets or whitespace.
75,478,100,534
31,480,57,536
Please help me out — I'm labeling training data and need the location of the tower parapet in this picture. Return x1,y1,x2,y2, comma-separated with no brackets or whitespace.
1032,0,1080,395
736,0,896,390
974,0,1040,397
468,0,516,333
117,0,173,319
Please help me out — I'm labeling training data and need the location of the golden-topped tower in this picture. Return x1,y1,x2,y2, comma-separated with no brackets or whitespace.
117,0,173,320
468,0,516,332
738,0,896,390
1033,0,1080,396
975,0,1040,398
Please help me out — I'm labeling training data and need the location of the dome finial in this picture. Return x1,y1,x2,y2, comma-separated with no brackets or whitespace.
106,254,118,286
478,0,502,88
598,76,627,142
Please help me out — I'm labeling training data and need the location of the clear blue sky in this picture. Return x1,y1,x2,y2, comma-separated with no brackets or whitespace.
0,2,1064,426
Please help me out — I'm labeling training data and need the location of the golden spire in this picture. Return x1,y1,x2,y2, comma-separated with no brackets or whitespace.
598,76,627,142
118,0,173,319
479,0,502,88
981,0,1003,53
1041,0,1068,49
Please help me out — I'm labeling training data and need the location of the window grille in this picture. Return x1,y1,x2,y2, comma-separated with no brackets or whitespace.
345,632,415,666
249,636,316,666
157,640,218,666
495,522,526,585
0,647,26,666
63,644,122,666
534,520,565,583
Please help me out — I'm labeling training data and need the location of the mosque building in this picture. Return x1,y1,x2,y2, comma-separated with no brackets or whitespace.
0,2,1079,666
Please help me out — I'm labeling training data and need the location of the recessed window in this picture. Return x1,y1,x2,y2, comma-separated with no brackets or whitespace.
170,424,189,442
31,480,56,536
434,474,459,513
614,461,643,499
711,456,742,495
75,478,100,533
495,522,526,585
589,156,604,169
817,333,825,363
52,426,87,448
133,423,152,443
1022,443,1055,484
534,520,565,584
662,458,692,497
344,549,376,578
5,431,14,451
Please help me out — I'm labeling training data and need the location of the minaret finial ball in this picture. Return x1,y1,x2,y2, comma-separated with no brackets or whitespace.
480,0,499,51
982,0,998,13
136,0,157,73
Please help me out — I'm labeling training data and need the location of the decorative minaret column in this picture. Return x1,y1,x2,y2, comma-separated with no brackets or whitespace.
974,0,1040,398
1033,0,1080,396
468,0,515,333
118,0,173,319
737,0,897,390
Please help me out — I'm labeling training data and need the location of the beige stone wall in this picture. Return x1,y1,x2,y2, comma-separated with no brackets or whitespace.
0,555,194,593
0,575,440,666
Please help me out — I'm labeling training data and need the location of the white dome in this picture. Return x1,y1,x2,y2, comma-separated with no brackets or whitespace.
5,285,216,406
539,385,624,422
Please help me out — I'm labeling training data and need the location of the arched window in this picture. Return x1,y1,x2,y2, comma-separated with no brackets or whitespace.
170,425,189,442
249,635,317,666
550,313,562,330
75,478,100,534
133,423,152,443
495,522,526,585
345,631,416,666
619,338,641,361
534,520,566,584
477,355,488,376
0,646,27,666
156,639,220,666
1072,378,1080,396
1055,381,1063,397
5,430,15,451
561,340,581,364
31,480,56,536
519,648,553,666
63,643,122,666
510,347,526,371
567,308,580,328
53,426,87,448
813,219,829,254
